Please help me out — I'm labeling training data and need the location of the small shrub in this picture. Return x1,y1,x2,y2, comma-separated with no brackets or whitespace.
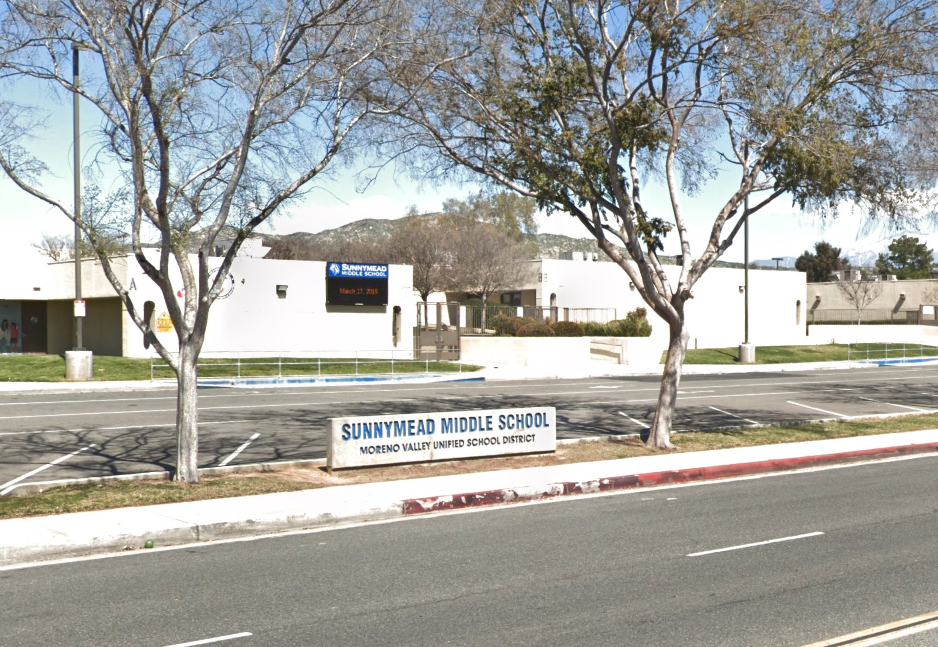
582,321,607,336
596,308,653,337
517,322,555,337
510,316,536,335
490,314,515,336
550,321,585,337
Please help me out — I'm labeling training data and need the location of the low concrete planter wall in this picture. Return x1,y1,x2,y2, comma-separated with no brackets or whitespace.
459,335,665,367
807,324,938,345
460,337,590,367
588,336,664,366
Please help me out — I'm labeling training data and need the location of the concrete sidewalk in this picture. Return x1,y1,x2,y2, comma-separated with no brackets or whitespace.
3,429,937,567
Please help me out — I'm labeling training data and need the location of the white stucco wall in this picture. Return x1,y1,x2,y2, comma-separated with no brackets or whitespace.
119,256,417,358
533,259,807,348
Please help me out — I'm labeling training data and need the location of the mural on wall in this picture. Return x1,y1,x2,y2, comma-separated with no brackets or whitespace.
0,300,23,354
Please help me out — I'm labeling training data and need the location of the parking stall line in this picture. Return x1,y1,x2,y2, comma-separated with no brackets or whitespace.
857,396,932,413
707,406,760,426
618,412,649,428
0,444,97,495
218,433,261,467
786,401,849,418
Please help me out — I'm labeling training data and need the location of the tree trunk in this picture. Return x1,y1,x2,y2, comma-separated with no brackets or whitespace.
175,342,200,482
480,291,488,333
647,322,690,449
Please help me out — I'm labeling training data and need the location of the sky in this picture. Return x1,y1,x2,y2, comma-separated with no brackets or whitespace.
1,85,935,267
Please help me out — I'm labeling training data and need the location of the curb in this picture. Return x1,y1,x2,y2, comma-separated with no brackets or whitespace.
5,439,937,567
401,442,938,515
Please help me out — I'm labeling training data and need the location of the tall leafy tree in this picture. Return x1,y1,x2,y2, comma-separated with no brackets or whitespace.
442,190,539,242
795,242,850,283
0,0,435,482
875,235,935,279
393,0,938,448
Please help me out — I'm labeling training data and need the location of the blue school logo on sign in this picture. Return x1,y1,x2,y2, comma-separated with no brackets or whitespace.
327,262,388,279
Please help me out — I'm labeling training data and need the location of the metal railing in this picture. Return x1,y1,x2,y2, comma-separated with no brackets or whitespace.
808,309,921,325
847,343,938,363
461,305,617,334
149,349,463,381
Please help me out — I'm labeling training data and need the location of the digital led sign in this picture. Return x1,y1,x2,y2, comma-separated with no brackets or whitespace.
325,262,389,306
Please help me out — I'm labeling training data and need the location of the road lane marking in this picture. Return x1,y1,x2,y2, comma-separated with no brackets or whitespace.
686,531,824,557
800,609,938,646
0,444,97,495
162,633,253,647
0,419,256,437
618,412,649,428
787,401,848,418
218,433,260,467
708,406,760,426
591,386,621,389
857,396,932,413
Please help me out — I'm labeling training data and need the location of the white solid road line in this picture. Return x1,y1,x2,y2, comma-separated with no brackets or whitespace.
618,412,649,428
708,406,760,426
0,419,256,437
218,433,261,467
0,444,97,495
787,401,848,418
686,531,824,557
800,609,938,646
162,632,253,647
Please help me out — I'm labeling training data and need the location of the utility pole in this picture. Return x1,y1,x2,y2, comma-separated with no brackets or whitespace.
772,257,784,271
66,45,93,380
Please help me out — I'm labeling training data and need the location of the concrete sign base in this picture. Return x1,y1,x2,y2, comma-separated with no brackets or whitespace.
327,407,556,470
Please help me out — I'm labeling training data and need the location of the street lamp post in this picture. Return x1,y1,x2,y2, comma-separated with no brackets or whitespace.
65,45,93,381
739,142,755,364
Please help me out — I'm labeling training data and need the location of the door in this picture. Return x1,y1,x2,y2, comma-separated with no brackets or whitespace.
20,301,48,354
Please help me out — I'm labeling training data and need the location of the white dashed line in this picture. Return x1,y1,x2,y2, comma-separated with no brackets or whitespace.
161,632,253,647
687,531,824,557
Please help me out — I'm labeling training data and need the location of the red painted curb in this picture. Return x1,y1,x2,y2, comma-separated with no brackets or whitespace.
401,443,938,515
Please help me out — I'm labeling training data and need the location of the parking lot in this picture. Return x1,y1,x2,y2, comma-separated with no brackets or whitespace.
1,363,936,492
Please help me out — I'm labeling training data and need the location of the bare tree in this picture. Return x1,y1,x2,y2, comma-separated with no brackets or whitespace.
0,0,431,481
837,272,884,325
386,215,452,302
446,221,533,331
31,233,70,261
392,0,938,448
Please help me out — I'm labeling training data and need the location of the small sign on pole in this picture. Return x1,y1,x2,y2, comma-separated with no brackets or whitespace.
73,300,86,318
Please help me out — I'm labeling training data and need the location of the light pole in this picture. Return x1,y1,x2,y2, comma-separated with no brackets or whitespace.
66,45,92,380
739,141,755,363
772,257,784,271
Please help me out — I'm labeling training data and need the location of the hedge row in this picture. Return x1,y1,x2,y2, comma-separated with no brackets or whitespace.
489,308,652,338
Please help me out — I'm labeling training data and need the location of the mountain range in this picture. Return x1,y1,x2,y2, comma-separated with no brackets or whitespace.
263,216,895,269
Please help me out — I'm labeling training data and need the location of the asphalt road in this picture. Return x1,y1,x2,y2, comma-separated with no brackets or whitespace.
2,364,938,489
3,454,938,646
